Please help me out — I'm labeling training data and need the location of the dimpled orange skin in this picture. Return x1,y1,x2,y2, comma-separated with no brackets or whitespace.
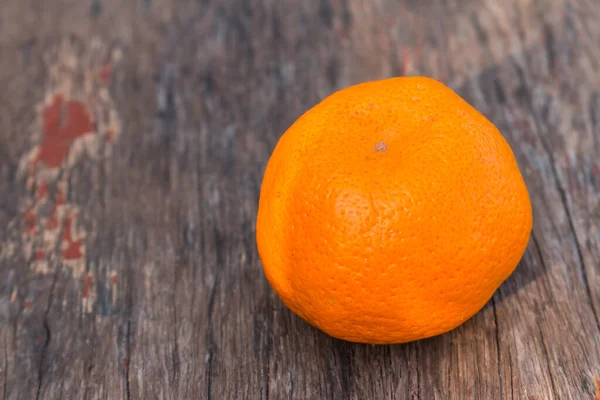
256,76,532,344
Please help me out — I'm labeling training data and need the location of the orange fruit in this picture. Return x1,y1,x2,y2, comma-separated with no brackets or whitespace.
256,76,532,344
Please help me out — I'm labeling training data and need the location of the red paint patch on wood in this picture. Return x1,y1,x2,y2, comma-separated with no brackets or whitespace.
111,274,118,285
23,209,38,235
46,205,60,230
34,94,94,170
46,189,66,230
36,181,49,200
63,240,83,260
24,300,31,310
594,377,600,400
35,250,45,261
55,188,65,205
82,274,93,298
62,212,83,260
98,63,111,83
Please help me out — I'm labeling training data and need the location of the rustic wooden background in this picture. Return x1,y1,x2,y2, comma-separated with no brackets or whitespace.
0,0,599,399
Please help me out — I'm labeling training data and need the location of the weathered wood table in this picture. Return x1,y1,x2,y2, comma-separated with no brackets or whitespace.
1,0,599,399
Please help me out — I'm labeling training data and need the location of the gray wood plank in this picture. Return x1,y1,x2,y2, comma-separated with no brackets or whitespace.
0,0,599,399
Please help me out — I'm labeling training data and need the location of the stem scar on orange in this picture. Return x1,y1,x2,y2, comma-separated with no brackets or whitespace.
256,76,533,344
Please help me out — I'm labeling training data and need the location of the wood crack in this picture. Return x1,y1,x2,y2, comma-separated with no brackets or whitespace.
508,349,514,400
122,251,134,400
531,234,548,272
492,298,503,399
171,251,182,391
543,154,600,329
531,233,557,301
416,346,421,400
333,342,354,399
447,335,453,400
512,59,600,332
537,324,558,399
263,293,271,400
35,271,59,400
3,334,8,400
205,332,215,400
82,304,97,400
124,318,131,400
205,268,221,400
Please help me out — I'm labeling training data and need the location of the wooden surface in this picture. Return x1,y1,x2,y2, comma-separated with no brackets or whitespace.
1,0,599,399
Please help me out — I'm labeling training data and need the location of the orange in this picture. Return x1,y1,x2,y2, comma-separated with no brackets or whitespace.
256,76,532,344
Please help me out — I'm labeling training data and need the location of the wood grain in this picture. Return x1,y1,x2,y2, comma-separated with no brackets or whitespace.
0,0,599,399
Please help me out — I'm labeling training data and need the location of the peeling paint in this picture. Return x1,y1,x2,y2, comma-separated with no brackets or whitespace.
2,39,123,315
35,94,95,170
82,273,93,299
